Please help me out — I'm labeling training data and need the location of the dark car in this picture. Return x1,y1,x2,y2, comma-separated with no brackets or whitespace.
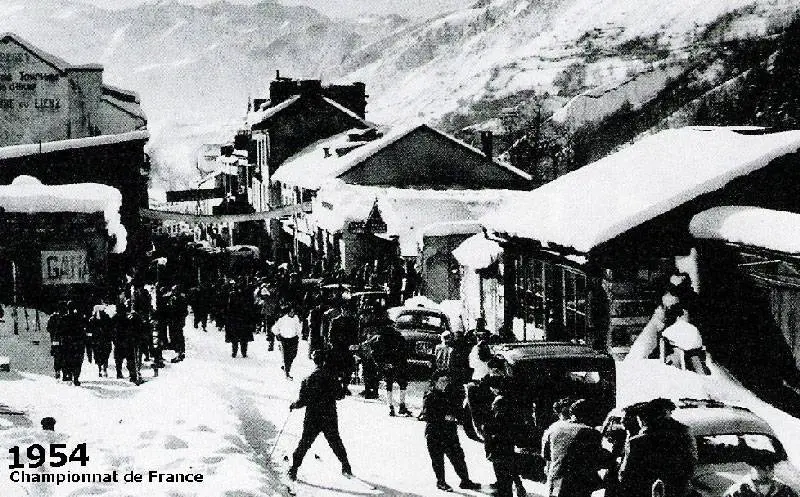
463,341,616,452
601,398,800,497
390,306,451,370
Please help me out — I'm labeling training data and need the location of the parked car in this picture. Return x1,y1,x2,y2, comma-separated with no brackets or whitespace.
601,398,800,497
390,305,451,370
463,341,616,452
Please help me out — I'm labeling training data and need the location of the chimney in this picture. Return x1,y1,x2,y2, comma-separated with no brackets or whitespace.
480,131,493,159
323,147,331,158
276,69,280,79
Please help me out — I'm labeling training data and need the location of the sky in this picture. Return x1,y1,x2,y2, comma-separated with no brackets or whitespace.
77,0,475,19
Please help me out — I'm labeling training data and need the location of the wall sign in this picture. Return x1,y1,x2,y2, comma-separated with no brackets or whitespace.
41,250,91,285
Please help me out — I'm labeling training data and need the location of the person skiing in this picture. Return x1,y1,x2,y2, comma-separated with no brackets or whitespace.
288,350,353,481
420,371,481,492
273,306,301,378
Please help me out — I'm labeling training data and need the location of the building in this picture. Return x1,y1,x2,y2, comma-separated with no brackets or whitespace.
0,176,125,309
482,126,800,406
453,232,505,333
276,122,532,277
0,33,149,256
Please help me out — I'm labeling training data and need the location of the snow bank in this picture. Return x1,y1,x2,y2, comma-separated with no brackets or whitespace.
483,127,800,253
0,130,149,161
453,232,503,270
690,206,800,254
0,176,127,252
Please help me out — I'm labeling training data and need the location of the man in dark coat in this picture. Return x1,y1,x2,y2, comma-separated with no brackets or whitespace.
421,371,481,492
306,296,327,359
326,299,358,395
361,314,411,415
225,282,257,358
618,399,698,497
60,301,86,386
288,350,352,481
484,378,526,497
168,285,189,363
542,399,605,497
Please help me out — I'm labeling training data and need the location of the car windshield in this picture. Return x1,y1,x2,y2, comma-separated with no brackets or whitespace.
697,433,787,464
395,312,446,331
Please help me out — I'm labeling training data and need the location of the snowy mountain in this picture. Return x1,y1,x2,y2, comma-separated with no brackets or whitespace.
343,0,800,128
0,0,410,188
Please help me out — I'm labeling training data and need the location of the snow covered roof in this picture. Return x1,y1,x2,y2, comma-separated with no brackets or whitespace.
271,130,373,189
101,95,147,121
0,176,126,253
245,95,301,127
420,221,483,238
453,232,503,270
0,130,149,161
311,181,515,256
1,32,71,73
690,206,800,254
483,127,800,253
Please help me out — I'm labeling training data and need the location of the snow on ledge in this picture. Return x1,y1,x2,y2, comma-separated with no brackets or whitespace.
0,130,149,161
483,127,800,253
0,176,127,253
690,206,800,254
453,232,503,270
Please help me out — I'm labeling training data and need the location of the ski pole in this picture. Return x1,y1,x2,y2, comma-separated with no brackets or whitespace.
268,407,294,460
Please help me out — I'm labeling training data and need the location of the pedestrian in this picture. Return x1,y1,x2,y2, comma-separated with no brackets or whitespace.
255,281,279,349
189,282,210,332
362,312,411,416
468,332,493,382
273,306,301,378
618,399,698,497
90,302,114,377
662,304,709,374
327,297,358,395
112,303,137,382
483,376,526,497
61,301,86,386
541,399,605,497
306,292,327,359
288,350,353,481
47,301,67,380
421,371,481,492
225,281,257,358
168,285,188,363
724,451,798,497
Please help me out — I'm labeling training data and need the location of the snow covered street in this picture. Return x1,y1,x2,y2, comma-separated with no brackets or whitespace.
1,315,536,497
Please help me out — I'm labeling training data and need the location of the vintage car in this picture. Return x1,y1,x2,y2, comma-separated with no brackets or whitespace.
601,398,800,497
390,305,451,370
463,341,617,454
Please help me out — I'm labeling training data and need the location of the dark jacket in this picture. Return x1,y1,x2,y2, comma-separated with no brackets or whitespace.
292,367,345,420
421,388,460,438
364,325,407,372
618,418,697,497
225,288,257,343
484,394,517,461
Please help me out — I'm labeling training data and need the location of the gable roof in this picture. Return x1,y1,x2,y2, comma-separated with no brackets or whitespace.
273,122,531,190
0,32,101,74
483,127,800,253
246,94,371,130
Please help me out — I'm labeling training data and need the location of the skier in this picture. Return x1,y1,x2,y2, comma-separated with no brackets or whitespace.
288,350,353,481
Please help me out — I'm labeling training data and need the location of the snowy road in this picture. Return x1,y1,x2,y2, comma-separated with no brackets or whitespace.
1,316,539,497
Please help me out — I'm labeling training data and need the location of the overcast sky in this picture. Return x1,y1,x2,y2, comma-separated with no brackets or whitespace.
78,0,475,19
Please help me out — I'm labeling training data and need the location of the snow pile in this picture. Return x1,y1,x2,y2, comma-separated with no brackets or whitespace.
0,176,127,253
690,206,800,254
453,232,503,270
483,127,800,253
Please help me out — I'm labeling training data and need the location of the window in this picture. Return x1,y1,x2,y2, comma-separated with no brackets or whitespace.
513,255,589,342
697,433,785,465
